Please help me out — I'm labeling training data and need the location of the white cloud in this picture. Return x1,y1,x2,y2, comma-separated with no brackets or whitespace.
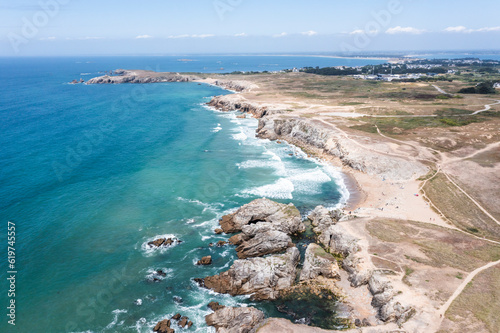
40,36,56,41
349,29,365,35
475,26,500,32
273,32,288,38
301,30,318,36
386,26,425,35
191,34,214,38
348,29,379,35
234,33,247,37
444,26,500,33
136,34,153,39
444,26,469,33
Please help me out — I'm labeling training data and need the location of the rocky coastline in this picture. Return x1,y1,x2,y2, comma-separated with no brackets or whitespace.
82,71,437,332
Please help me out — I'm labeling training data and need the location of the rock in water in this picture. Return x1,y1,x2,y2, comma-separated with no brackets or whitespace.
153,319,173,333
235,230,292,259
148,238,166,247
178,316,189,328
202,247,300,300
197,256,212,265
208,301,226,311
206,306,265,333
299,243,340,281
171,313,181,320
219,198,304,234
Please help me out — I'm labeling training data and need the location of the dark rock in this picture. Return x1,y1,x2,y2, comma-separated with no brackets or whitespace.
216,241,227,247
156,270,167,277
214,228,223,234
173,296,183,304
148,238,166,247
208,243,214,247
187,321,193,328
355,318,362,327
193,278,204,287
197,256,212,265
208,301,225,312
171,313,181,320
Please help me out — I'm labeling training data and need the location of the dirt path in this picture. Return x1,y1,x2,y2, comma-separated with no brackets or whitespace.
435,259,500,328
432,84,452,95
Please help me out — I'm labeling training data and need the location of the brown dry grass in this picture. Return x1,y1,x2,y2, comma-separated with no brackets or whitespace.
442,265,500,333
423,173,500,241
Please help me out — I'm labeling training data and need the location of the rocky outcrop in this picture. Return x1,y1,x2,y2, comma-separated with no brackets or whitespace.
316,224,360,258
197,256,212,265
308,205,340,229
201,247,300,300
205,79,258,92
257,117,428,181
299,243,340,281
308,207,415,325
205,306,265,333
235,230,293,259
86,70,194,84
147,237,181,248
207,95,284,118
153,319,174,333
219,198,304,235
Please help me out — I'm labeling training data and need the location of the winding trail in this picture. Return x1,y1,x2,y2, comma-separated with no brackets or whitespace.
437,259,500,318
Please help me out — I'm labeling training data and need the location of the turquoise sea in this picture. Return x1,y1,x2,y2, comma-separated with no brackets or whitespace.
0,55,388,332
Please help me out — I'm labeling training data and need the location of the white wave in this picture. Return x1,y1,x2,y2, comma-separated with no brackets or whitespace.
231,131,247,141
243,178,294,199
144,267,173,282
176,197,223,214
287,167,332,194
212,124,222,133
80,72,92,75
105,309,127,329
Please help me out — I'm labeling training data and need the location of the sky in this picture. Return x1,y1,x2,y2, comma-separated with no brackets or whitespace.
1,0,500,56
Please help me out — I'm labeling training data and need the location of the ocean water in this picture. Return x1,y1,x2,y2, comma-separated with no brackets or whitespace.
0,55,386,332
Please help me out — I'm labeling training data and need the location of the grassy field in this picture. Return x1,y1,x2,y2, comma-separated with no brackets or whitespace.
423,173,500,241
366,219,500,271
443,265,500,333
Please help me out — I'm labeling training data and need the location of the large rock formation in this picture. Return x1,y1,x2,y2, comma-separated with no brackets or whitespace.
219,198,304,234
257,117,428,181
207,94,283,118
307,205,415,325
86,69,194,84
299,243,340,281
201,247,300,300
235,230,293,259
205,306,265,333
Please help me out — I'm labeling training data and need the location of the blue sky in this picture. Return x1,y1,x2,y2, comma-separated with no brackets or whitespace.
1,0,500,56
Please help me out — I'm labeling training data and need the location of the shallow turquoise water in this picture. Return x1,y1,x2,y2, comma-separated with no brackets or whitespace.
0,56,356,332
